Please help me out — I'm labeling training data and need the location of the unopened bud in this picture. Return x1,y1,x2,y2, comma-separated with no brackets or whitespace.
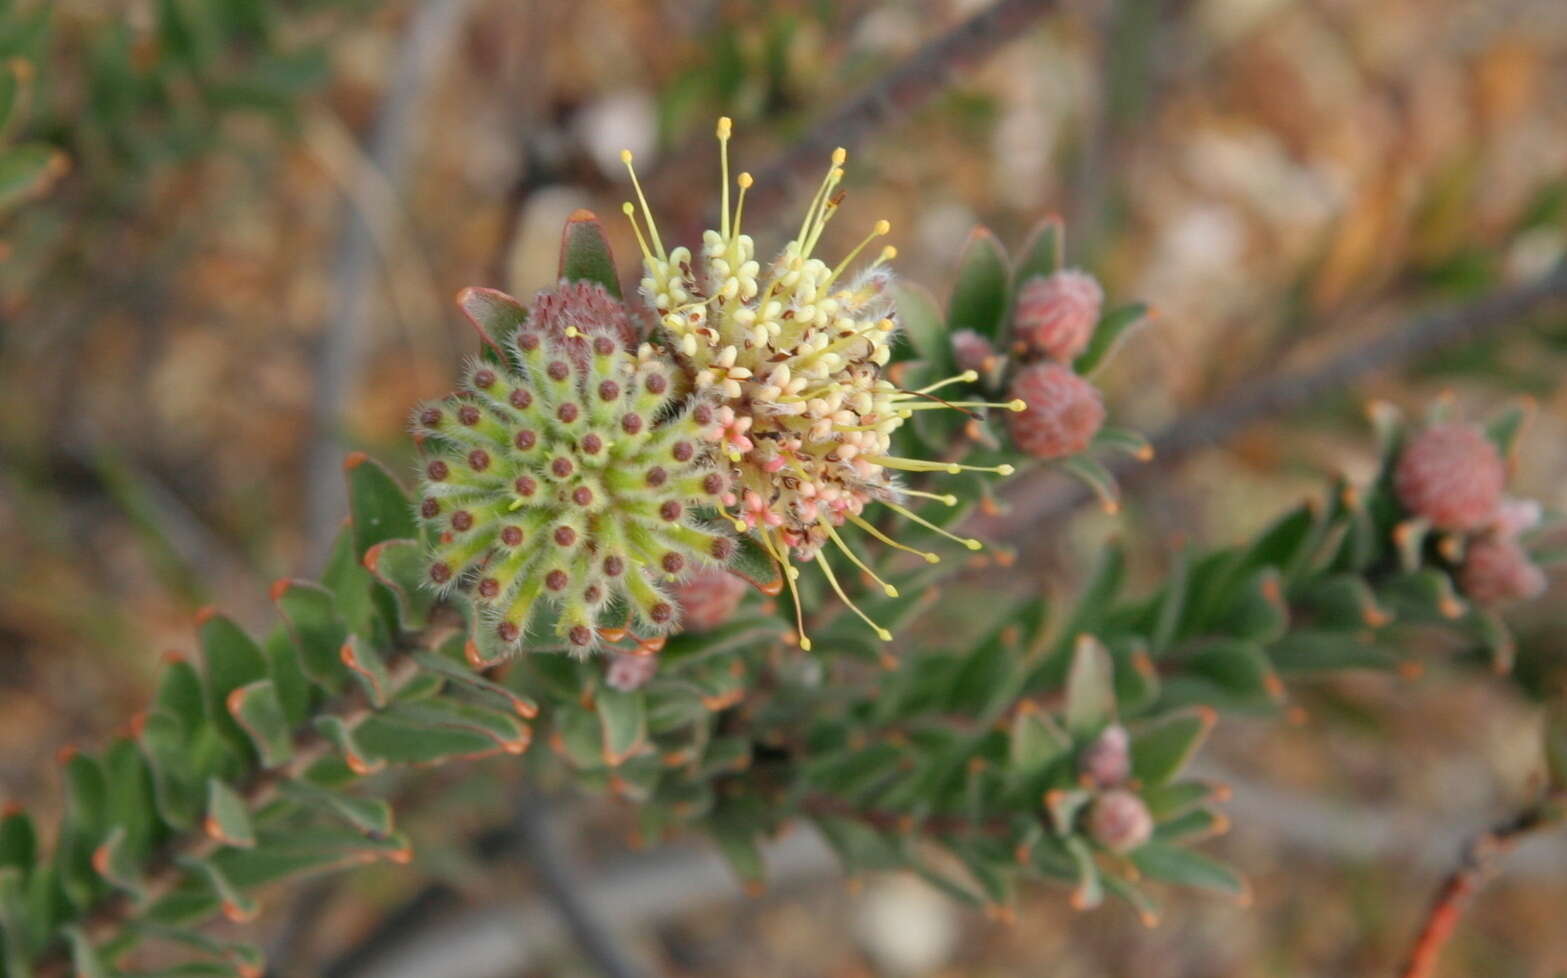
674,566,749,632
1078,724,1131,788
1013,270,1103,363
1007,362,1104,459
1459,536,1547,606
606,653,658,692
1393,424,1505,531
950,329,998,376
1086,788,1153,853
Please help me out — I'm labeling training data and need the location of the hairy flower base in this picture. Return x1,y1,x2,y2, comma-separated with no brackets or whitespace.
414,290,732,652
620,118,1019,648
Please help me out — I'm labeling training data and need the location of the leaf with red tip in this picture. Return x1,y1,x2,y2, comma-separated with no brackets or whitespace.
1129,842,1247,900
558,209,622,297
456,286,528,357
1013,215,1065,289
1129,708,1214,787
199,614,270,757
363,538,434,629
339,635,395,709
0,143,69,211
1074,302,1147,377
228,680,293,768
597,688,649,766
205,779,255,849
948,227,1011,343
273,580,351,690
345,455,415,558
890,281,950,371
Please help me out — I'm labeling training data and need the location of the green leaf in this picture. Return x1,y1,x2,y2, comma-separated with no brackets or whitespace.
1485,403,1528,459
891,281,951,370
64,925,112,978
411,652,538,721
709,818,765,887
313,716,385,777
1141,780,1219,820
1007,708,1072,785
362,538,434,630
204,780,254,849
199,612,269,756
596,688,649,766
0,143,67,211
353,704,526,766
180,856,258,923
1214,569,1290,644
1129,842,1247,899
344,455,415,558
1013,216,1065,288
1091,425,1153,462
226,680,292,769
1295,574,1392,632
272,580,350,689
1179,638,1284,711
557,209,621,297
1129,708,1214,787
339,635,394,709
262,627,313,730
1266,630,1398,674
0,810,35,875
1073,302,1147,377
657,614,784,668
213,828,410,892
277,782,393,837
947,227,1010,342
456,286,528,358
1059,456,1121,512
1065,635,1116,736
1063,836,1102,908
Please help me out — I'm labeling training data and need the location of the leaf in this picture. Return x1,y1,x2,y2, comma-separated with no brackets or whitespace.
313,716,385,777
947,227,1011,342
1129,842,1247,899
657,614,785,668
339,635,395,709
1013,216,1065,287
1129,708,1214,787
410,652,538,721
354,702,528,765
212,828,410,892
1064,836,1102,909
557,209,621,297
180,858,258,923
1214,569,1290,644
0,143,68,211
1065,635,1116,736
362,538,434,630
709,819,765,888
1007,708,1072,784
1059,456,1121,512
204,780,255,849
64,925,112,978
344,455,415,558
1091,425,1153,462
198,612,270,756
0,810,35,875
890,281,951,371
596,688,649,766
1266,630,1398,674
272,580,350,689
226,680,292,768
1073,302,1147,377
456,286,528,358
1485,402,1529,459
1180,639,1284,710
277,782,393,838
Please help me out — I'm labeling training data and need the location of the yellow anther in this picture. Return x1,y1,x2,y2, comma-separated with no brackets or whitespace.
832,147,847,165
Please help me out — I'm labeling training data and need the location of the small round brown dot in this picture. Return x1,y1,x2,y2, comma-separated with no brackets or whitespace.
584,584,603,603
572,486,594,506
593,336,616,356
517,332,540,351
429,562,452,584
473,369,496,389
645,466,668,487
671,441,694,462
510,388,533,409
426,460,449,481
550,457,573,479
659,500,682,521
514,429,537,451
711,537,735,560
458,405,481,426
545,569,569,591
478,578,500,598
645,373,668,395
501,526,524,546
693,404,713,425
419,407,442,427
557,402,579,423
569,624,594,646
650,602,673,624
661,552,684,574
420,498,440,518
514,475,537,497
581,433,603,455
468,448,491,471
621,413,643,435
598,380,620,402
547,361,570,382
554,526,577,547
497,621,521,642
603,555,625,577
702,472,725,495
451,510,474,532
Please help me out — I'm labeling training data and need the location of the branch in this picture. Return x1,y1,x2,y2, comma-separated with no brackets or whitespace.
1396,793,1565,978
739,0,1057,224
1003,262,1567,534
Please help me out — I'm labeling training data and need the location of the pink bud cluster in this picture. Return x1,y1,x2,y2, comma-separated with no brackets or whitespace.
998,268,1109,461
1075,725,1153,853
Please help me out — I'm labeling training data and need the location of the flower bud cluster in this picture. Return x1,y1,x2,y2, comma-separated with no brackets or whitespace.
413,282,733,652
1075,725,1153,852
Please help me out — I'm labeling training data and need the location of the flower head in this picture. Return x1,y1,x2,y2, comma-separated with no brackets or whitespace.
1007,362,1105,459
1394,423,1505,531
619,119,1020,648
1013,269,1103,362
413,282,732,653
1078,724,1131,788
1459,536,1547,607
674,565,750,632
1085,788,1153,853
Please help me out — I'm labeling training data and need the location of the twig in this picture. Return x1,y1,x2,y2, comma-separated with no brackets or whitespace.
303,0,474,569
739,0,1057,224
1002,261,1567,534
1396,793,1565,978
510,791,657,978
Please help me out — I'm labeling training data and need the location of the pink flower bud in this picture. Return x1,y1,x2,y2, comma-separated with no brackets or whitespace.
1493,497,1543,538
1078,725,1131,788
673,566,749,632
1393,424,1505,531
1086,788,1153,853
1459,537,1547,607
605,653,658,692
1007,362,1105,459
950,329,998,376
1013,270,1103,362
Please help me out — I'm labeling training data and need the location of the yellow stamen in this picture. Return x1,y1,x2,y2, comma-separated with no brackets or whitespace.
815,551,891,641
898,399,1027,412
734,172,753,239
801,178,843,258
868,456,1015,477
870,244,897,268
823,521,898,597
901,371,978,397
847,512,939,564
828,219,891,284
897,488,958,506
884,501,983,550
717,117,733,240
621,201,653,261
620,149,664,260
759,528,811,651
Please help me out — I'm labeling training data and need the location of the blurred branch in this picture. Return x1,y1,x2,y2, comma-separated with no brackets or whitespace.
303,0,474,568
1002,261,1567,536
741,0,1057,224
1396,791,1566,978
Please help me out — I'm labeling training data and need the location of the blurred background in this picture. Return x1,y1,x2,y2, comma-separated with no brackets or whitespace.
2,0,1566,975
